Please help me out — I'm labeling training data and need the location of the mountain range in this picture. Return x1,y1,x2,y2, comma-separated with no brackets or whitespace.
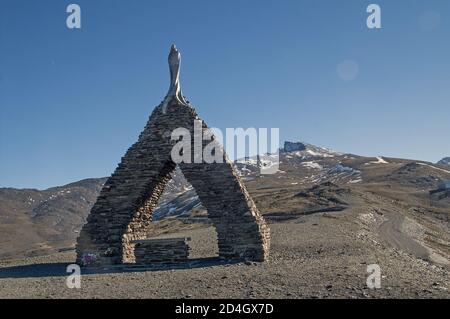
0,141,449,264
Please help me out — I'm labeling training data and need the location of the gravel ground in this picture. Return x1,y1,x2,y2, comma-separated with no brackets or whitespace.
0,205,448,299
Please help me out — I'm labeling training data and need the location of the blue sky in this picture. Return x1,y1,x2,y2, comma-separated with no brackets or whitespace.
1,0,449,189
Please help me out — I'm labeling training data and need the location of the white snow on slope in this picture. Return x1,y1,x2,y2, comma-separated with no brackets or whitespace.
328,164,359,174
370,156,389,164
306,149,335,158
301,161,323,170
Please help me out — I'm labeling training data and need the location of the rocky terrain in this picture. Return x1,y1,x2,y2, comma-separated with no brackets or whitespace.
438,157,450,167
0,171,188,259
0,178,106,259
0,142,449,298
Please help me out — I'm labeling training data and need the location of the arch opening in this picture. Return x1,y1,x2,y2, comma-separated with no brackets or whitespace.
127,167,220,263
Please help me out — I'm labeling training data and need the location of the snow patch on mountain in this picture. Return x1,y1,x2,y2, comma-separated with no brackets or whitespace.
327,164,362,184
328,164,359,174
371,156,388,164
301,161,323,170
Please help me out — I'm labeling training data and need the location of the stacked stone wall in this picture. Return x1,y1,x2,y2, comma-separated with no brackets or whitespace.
76,94,269,266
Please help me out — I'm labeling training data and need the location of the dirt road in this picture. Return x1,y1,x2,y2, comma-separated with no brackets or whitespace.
379,211,429,260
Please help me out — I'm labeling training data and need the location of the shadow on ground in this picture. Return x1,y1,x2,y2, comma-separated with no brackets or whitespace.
0,257,240,279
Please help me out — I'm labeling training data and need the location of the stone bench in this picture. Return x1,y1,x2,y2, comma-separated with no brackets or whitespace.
131,237,191,264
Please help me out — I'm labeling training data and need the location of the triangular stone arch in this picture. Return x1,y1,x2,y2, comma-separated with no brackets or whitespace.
76,46,270,266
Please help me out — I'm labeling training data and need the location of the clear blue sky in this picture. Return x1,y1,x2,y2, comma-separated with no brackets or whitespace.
1,0,449,189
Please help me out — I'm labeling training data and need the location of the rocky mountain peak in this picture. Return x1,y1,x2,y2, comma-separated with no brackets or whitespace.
437,157,450,166
283,141,306,152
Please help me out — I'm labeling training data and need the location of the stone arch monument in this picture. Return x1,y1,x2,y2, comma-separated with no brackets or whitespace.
76,45,270,266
